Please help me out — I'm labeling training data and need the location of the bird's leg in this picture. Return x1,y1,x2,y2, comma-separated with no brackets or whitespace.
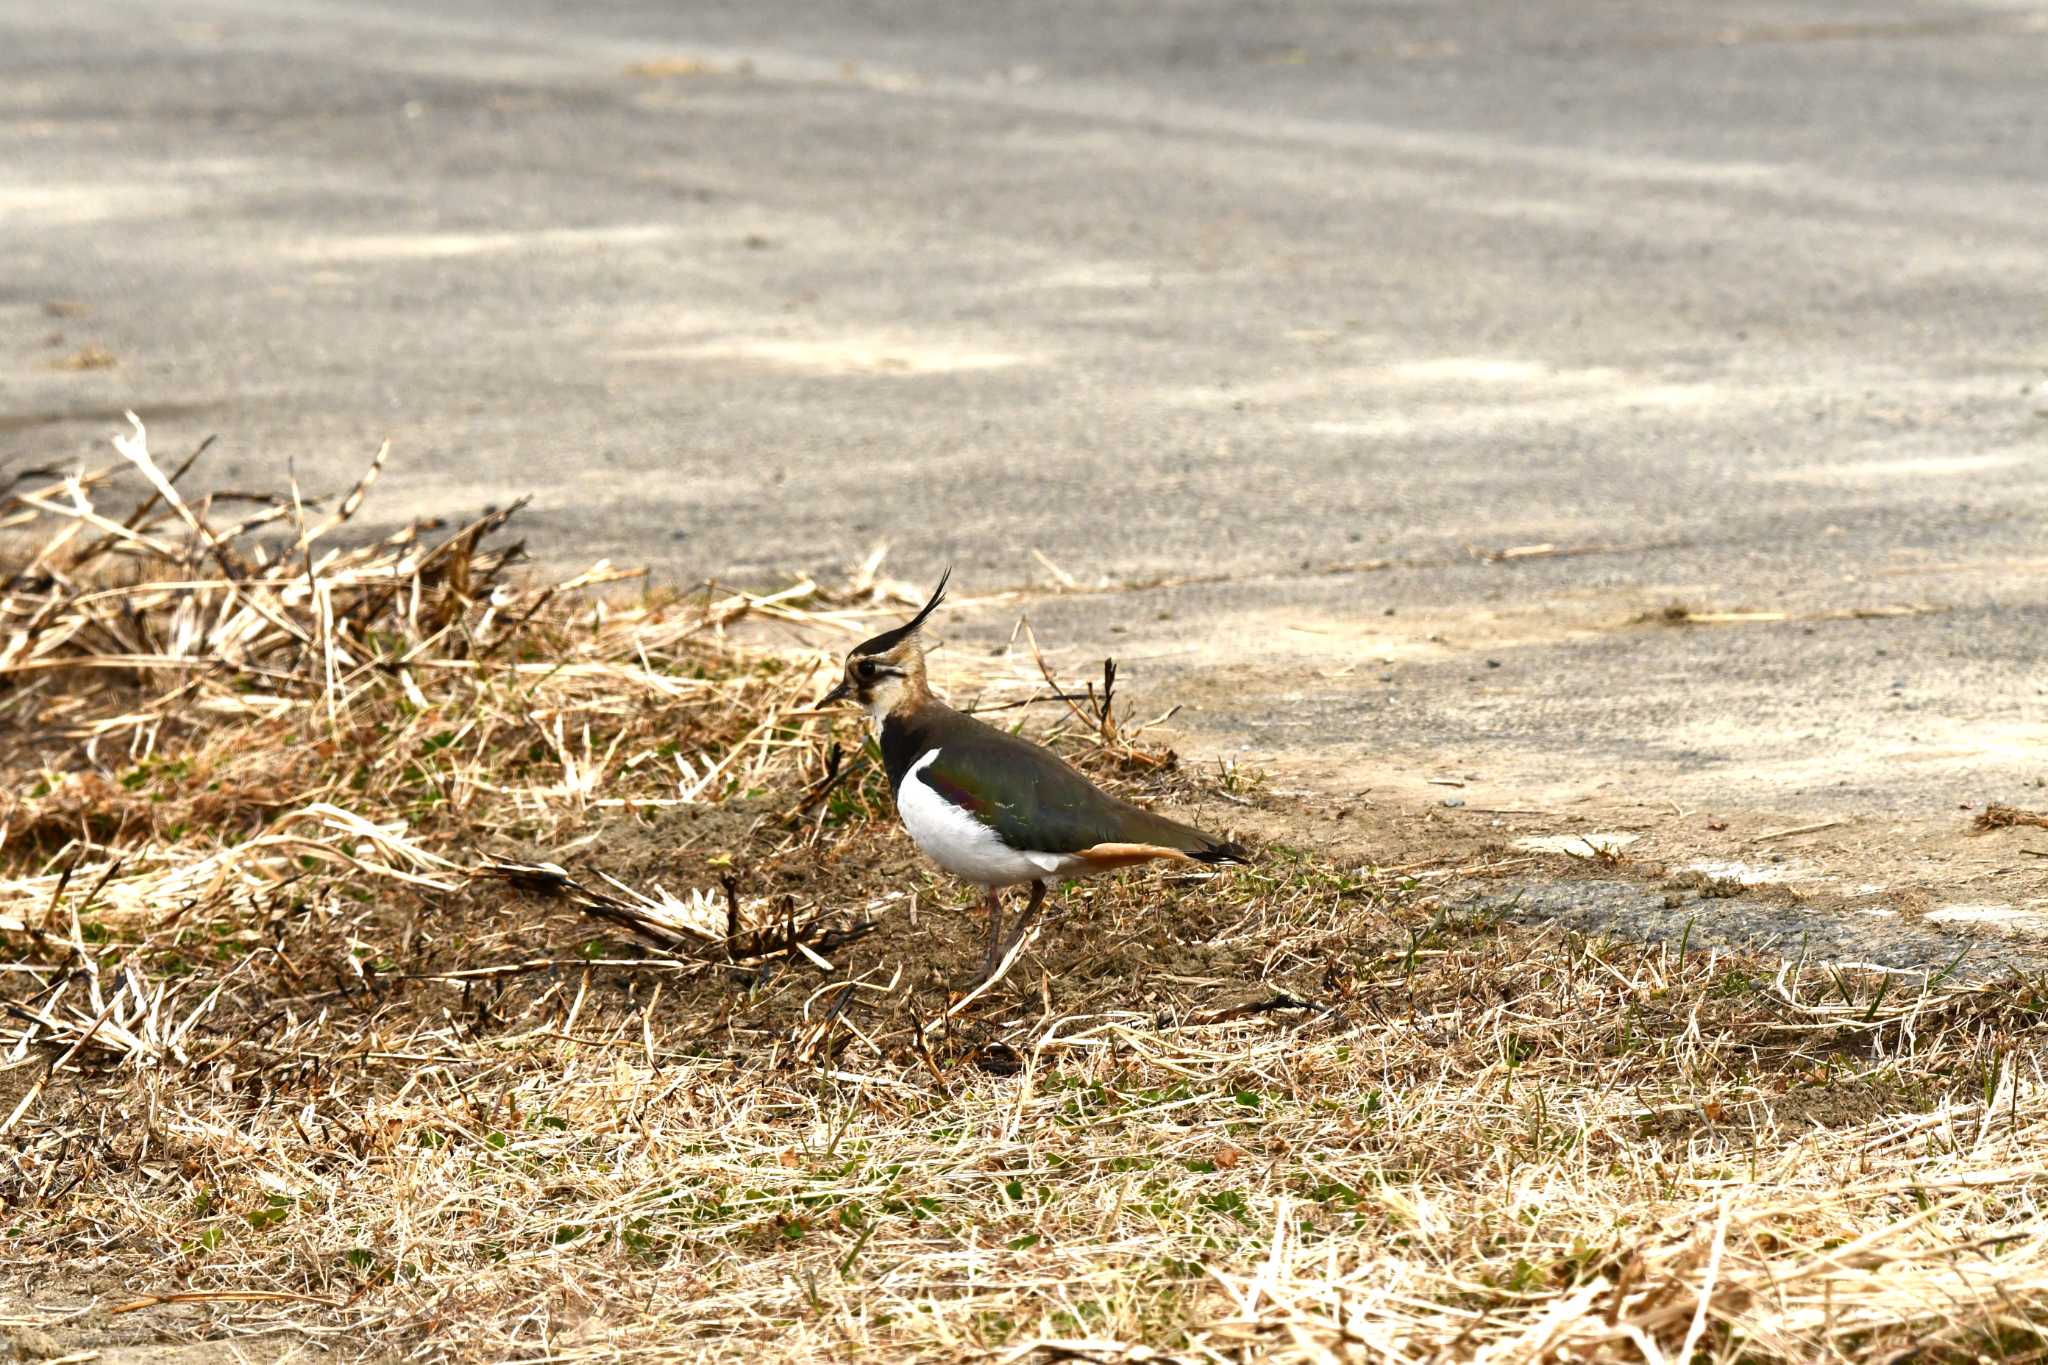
977,885,1008,982
992,880,1048,966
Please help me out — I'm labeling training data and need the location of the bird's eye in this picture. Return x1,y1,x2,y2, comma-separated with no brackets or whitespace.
853,659,879,681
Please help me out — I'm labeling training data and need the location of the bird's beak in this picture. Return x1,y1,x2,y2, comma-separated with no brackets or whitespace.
819,679,851,707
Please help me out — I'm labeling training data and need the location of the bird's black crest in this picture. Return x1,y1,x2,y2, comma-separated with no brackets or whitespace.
851,568,951,657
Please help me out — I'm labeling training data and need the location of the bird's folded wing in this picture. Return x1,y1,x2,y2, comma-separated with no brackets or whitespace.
916,731,1214,857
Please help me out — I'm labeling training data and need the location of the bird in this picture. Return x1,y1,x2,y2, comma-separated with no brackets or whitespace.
818,571,1249,985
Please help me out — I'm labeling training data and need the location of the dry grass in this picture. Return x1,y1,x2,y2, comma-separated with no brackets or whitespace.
3,420,2048,1363
1976,805,2048,835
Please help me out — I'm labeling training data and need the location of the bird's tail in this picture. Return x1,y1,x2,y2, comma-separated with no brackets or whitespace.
1121,802,1252,865
1188,837,1251,865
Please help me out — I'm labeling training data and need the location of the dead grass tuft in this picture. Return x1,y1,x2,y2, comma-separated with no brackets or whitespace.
1975,804,2048,834
50,343,118,371
2,420,2048,1362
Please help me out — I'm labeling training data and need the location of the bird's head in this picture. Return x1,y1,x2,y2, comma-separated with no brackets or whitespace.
819,569,950,723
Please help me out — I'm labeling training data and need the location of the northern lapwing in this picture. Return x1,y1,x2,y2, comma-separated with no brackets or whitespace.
819,572,1250,984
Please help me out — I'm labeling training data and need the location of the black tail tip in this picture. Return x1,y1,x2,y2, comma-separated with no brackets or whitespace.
1191,839,1252,866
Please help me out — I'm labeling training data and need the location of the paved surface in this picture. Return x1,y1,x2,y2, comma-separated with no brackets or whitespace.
4,0,2047,936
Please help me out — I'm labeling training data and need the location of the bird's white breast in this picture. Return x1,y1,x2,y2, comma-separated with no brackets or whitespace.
897,749,1083,887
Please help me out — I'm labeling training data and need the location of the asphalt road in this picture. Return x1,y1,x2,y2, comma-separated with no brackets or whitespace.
4,0,2046,928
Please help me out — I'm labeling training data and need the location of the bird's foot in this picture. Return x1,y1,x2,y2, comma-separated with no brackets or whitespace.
951,949,1027,997
951,964,1001,995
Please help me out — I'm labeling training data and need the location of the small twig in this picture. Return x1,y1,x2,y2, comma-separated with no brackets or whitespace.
1021,619,1101,736
71,432,217,568
1751,819,1846,843
1030,547,1078,590
108,1290,346,1315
